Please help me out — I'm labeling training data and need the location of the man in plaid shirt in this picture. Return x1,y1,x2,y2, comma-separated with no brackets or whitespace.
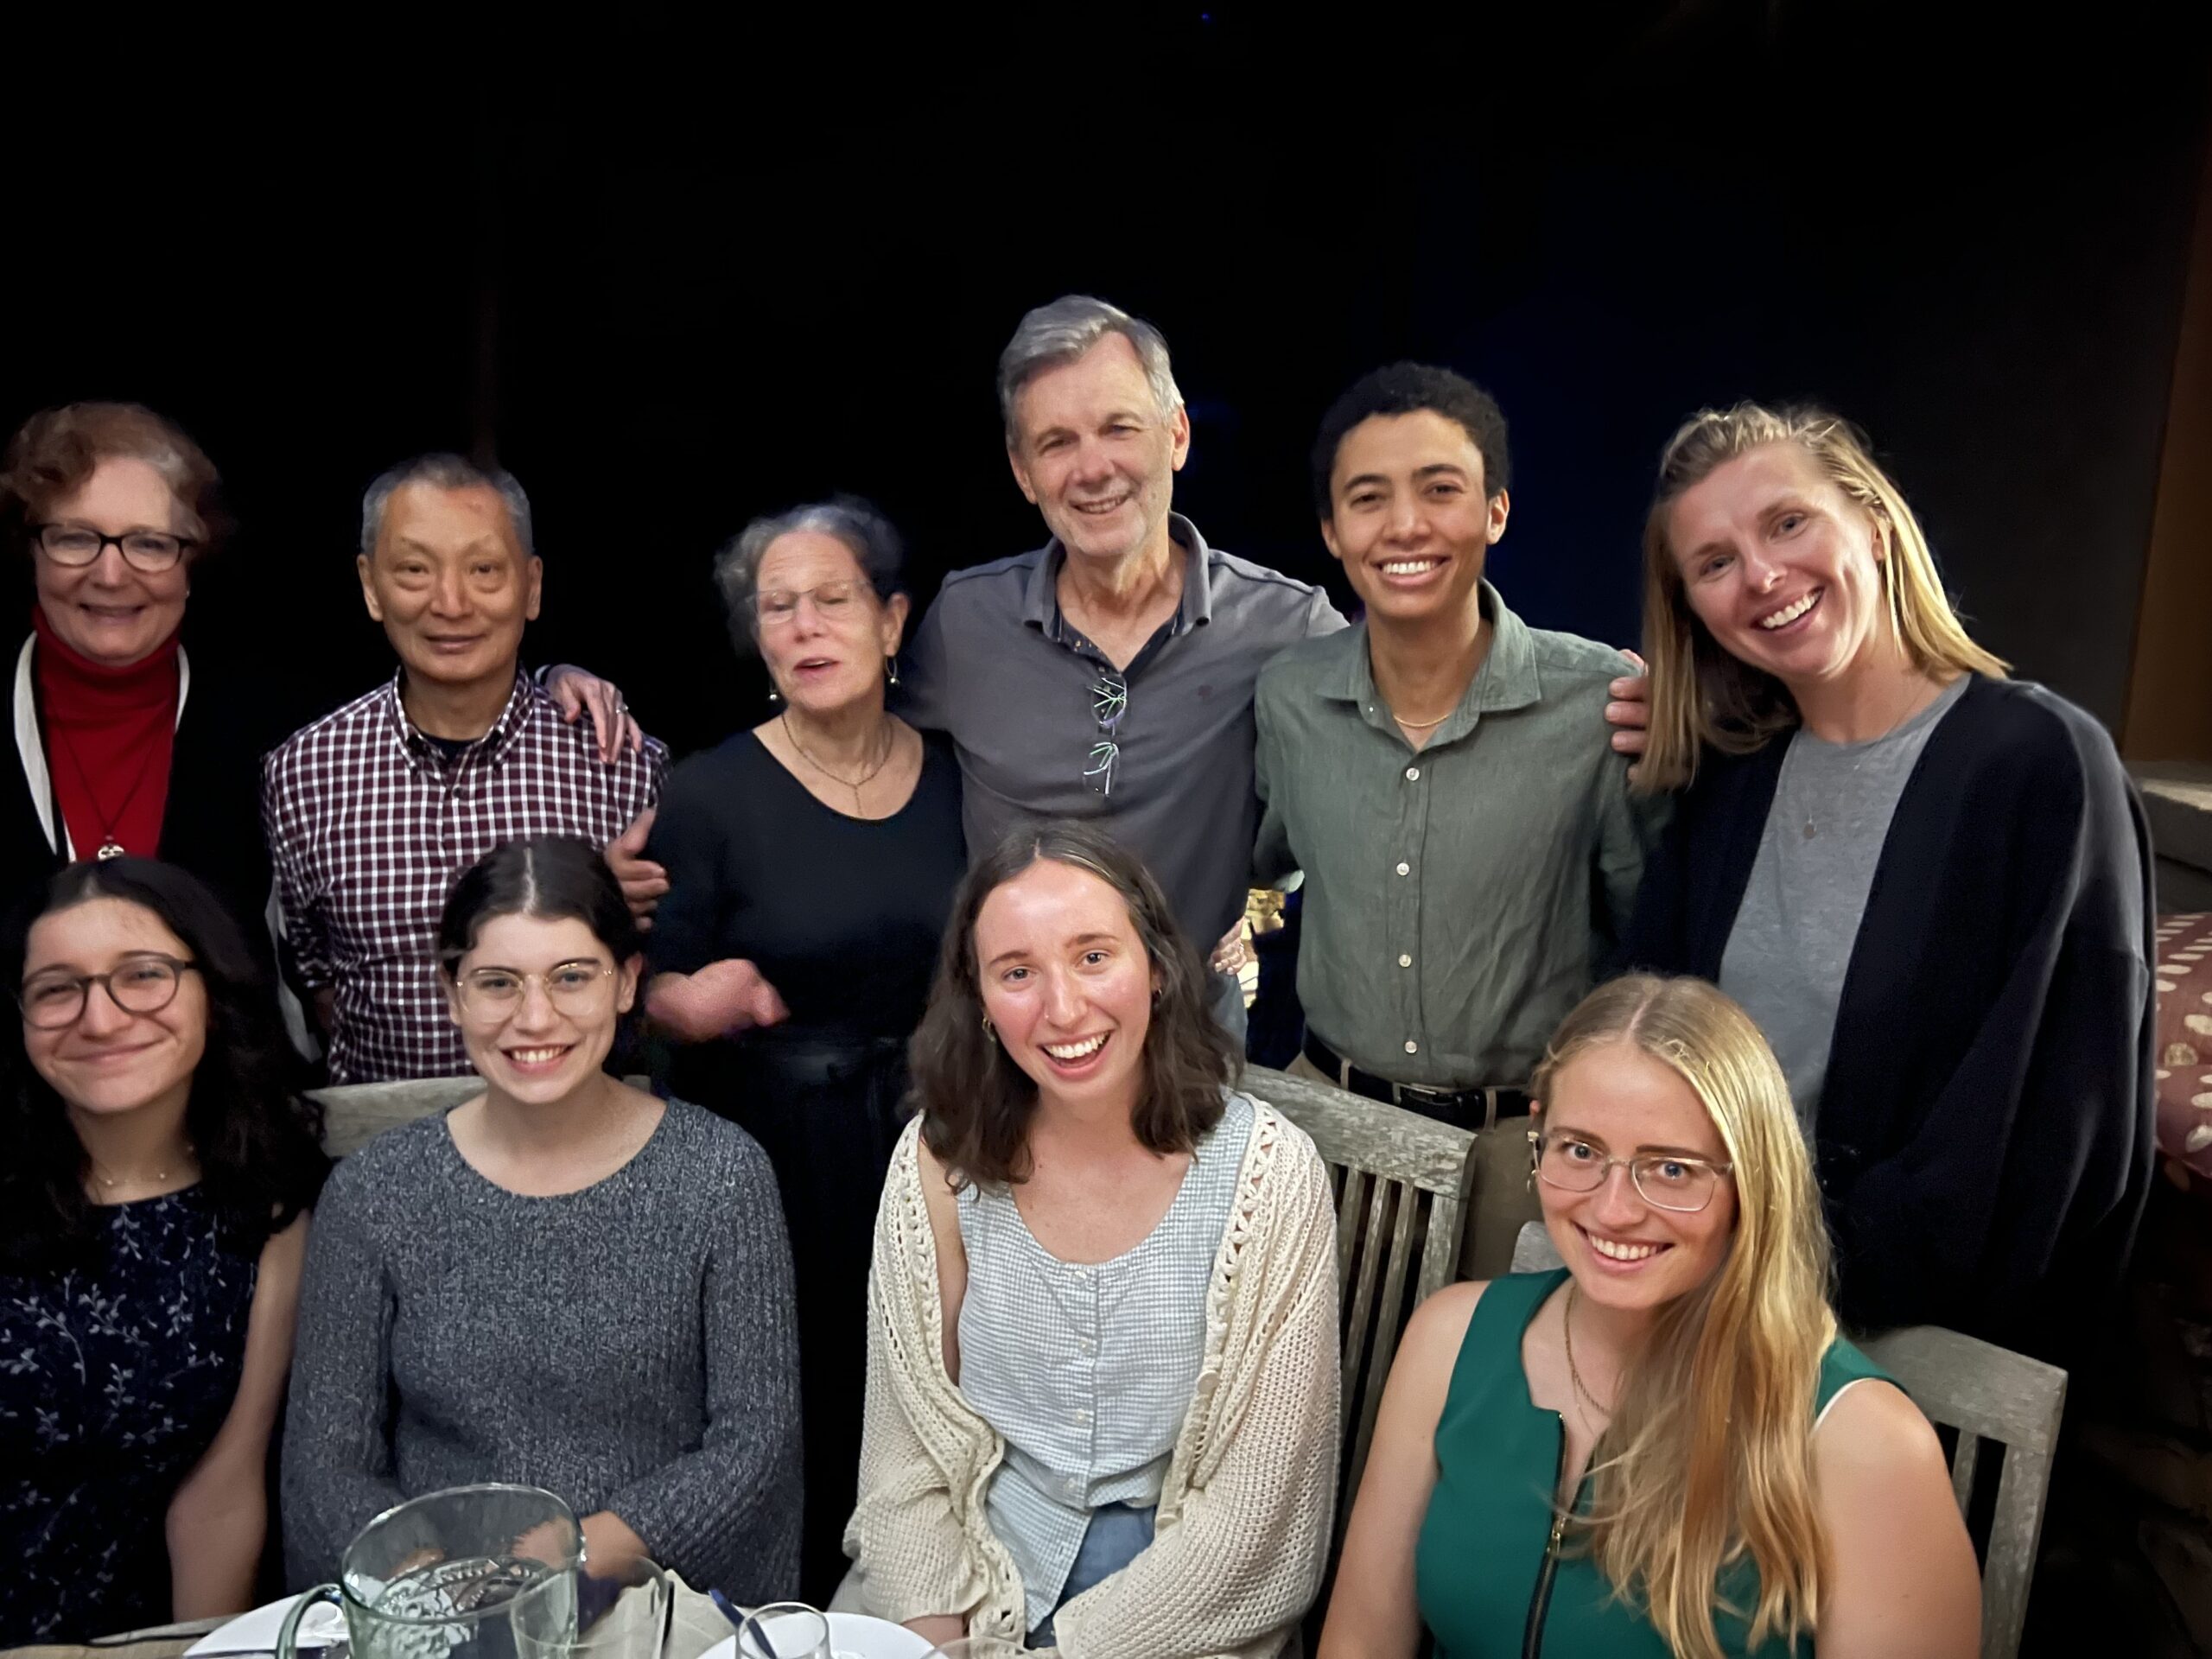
263,454,668,1083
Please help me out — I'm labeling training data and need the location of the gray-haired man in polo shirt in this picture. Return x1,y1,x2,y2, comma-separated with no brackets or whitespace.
1255,364,1656,1274
904,295,1343,1028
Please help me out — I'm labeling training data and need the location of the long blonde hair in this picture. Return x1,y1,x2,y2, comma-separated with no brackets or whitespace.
1637,403,2007,791
1530,976,1835,1658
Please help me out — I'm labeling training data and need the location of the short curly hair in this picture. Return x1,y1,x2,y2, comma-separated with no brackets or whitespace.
1310,362,1511,518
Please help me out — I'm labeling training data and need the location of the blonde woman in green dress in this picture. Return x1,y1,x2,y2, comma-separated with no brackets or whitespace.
1321,975,1979,1659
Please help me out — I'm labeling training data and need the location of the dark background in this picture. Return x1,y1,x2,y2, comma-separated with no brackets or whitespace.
11,3,2209,760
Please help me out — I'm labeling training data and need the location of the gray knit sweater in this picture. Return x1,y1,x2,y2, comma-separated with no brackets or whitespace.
281,1099,802,1599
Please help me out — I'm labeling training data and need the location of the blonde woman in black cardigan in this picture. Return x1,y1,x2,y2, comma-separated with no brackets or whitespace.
1623,403,2153,1372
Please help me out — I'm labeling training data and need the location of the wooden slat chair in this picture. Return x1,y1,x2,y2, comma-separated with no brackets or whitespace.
1858,1326,2066,1659
1510,1221,2065,1659
1242,1062,1477,1536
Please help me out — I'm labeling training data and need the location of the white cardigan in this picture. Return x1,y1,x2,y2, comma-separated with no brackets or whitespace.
842,1096,1341,1657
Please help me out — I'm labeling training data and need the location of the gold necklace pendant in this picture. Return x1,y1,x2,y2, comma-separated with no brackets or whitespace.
783,714,895,811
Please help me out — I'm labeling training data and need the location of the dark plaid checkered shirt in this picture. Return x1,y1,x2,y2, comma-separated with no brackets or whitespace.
262,671,667,1083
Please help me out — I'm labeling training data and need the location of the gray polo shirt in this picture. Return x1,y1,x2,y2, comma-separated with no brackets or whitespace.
1253,584,1654,1089
903,514,1342,947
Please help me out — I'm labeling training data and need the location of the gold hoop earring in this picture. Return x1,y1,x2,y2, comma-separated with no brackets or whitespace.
980,1013,995,1039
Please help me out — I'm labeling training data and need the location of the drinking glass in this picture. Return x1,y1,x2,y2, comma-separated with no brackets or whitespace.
513,1556,671,1659
732,1603,831,1659
277,1484,582,1659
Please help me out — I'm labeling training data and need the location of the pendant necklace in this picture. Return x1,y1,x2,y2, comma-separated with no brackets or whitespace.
1800,747,1874,842
1796,678,1945,841
47,728,162,860
783,712,896,815
1796,677,1955,836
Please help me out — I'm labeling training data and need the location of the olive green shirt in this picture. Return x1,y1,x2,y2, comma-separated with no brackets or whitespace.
1253,584,1654,1089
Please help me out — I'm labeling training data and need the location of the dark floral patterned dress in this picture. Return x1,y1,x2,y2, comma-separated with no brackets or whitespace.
1,1186,260,1644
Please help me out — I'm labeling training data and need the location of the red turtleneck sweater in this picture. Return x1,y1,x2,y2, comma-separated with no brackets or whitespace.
34,609,181,861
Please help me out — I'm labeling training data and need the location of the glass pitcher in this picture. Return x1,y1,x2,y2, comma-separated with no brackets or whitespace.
278,1484,582,1659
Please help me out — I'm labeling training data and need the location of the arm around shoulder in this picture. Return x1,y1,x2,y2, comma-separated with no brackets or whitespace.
1813,1379,1980,1659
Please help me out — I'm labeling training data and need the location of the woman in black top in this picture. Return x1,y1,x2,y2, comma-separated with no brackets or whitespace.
0,858,327,1643
645,497,964,1599
1624,402,2153,1370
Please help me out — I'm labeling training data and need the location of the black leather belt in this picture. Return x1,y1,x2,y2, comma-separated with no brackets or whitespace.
1303,1032,1532,1130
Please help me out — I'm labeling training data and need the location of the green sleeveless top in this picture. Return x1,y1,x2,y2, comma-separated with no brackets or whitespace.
1414,1269,1888,1658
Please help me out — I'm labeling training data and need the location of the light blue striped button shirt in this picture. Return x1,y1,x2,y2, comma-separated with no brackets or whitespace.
955,1092,1252,1633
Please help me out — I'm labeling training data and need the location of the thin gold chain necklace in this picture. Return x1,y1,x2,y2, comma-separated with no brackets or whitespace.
782,712,895,814
1562,1282,1615,1426
89,1151,194,1192
1389,707,1455,730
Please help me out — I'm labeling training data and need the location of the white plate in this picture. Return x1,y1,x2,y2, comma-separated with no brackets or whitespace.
700,1613,932,1659
185,1593,344,1656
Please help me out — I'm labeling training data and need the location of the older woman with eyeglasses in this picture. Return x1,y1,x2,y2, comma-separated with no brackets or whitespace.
0,404,270,945
643,496,965,1599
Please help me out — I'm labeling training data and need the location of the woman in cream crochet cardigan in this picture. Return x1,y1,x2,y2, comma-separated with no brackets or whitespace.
842,823,1340,1657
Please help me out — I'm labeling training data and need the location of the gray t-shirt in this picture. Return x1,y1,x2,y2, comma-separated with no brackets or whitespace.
1719,676,1968,1128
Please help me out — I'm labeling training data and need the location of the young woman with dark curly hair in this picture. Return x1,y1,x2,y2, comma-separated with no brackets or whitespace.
0,857,327,1645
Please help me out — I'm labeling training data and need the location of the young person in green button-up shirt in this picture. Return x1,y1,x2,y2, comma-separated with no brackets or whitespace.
1254,363,1657,1274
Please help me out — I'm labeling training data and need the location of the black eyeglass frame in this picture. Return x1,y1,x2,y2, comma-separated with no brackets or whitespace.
34,524,198,574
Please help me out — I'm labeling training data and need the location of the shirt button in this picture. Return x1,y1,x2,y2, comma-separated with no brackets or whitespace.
1079,1338,1096,1357
1398,954,1413,969
1075,1408,1091,1427
1395,861,1410,876
1405,1039,1420,1054
1405,766,1421,781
